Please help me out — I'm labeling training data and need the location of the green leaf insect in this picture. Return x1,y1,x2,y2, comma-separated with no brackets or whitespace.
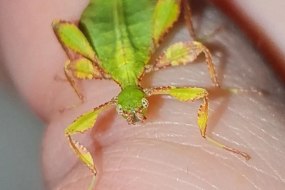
53,0,250,179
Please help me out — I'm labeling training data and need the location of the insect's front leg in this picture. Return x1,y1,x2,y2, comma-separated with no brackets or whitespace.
145,86,250,160
147,41,220,87
64,57,104,101
64,100,114,176
53,20,105,101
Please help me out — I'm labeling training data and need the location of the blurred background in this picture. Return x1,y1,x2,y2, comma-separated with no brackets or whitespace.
0,69,44,189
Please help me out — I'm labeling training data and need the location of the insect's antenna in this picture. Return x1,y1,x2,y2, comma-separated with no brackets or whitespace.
87,175,96,190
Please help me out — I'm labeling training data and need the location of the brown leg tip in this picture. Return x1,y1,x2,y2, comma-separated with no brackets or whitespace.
224,147,251,160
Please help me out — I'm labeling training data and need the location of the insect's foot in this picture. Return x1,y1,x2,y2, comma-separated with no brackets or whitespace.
224,146,251,160
205,135,251,161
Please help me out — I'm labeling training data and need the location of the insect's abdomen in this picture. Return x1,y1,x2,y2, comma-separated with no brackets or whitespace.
79,0,155,87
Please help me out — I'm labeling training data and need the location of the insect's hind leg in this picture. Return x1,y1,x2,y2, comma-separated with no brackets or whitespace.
182,0,196,39
182,0,224,42
149,41,220,87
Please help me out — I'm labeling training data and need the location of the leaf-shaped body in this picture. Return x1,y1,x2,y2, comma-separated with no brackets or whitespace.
79,0,156,87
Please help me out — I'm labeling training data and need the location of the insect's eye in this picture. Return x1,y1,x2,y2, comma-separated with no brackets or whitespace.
116,104,123,114
141,98,149,108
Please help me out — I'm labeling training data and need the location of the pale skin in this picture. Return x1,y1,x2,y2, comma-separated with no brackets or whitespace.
0,0,285,190
53,0,251,177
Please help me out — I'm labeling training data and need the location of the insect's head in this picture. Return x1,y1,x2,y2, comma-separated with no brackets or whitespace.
116,86,149,124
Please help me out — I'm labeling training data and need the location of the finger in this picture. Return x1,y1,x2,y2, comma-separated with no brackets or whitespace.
42,2,285,190
0,0,89,120
1,1,285,190
211,0,285,82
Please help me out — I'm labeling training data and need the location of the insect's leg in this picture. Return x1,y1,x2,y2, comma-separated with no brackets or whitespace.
182,0,223,42
181,0,196,39
64,57,104,102
145,86,250,160
52,20,97,61
65,100,114,176
53,20,106,100
149,41,219,87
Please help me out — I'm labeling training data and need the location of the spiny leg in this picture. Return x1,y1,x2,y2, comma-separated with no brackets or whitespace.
65,100,114,175
148,41,219,87
64,57,104,102
182,0,196,39
145,86,250,160
182,0,224,43
53,20,105,101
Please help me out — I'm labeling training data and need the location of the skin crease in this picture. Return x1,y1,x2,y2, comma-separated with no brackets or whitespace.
0,0,285,190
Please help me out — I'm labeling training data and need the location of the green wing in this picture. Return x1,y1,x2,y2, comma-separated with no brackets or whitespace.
79,0,156,87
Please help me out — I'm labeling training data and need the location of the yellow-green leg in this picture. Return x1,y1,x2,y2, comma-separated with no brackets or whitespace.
148,41,219,87
64,57,104,101
53,20,107,101
146,86,250,160
64,100,114,175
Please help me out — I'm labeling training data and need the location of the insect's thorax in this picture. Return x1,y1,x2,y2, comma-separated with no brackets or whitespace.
79,0,156,87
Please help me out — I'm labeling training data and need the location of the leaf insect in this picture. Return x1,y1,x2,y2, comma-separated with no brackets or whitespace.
52,0,250,182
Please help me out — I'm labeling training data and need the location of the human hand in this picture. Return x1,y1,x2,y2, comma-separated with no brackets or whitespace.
0,0,284,189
